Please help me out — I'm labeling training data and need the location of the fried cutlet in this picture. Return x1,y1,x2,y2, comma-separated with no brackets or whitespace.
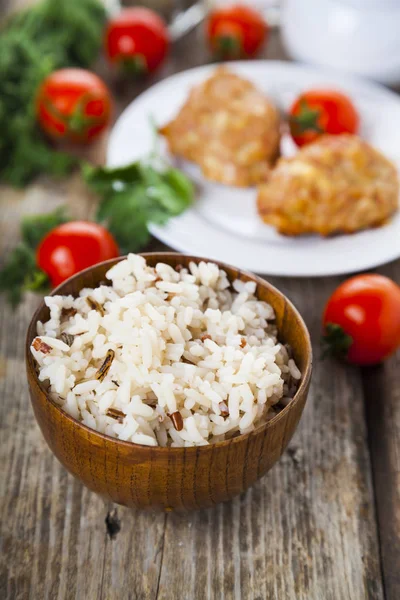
257,134,399,236
159,67,281,187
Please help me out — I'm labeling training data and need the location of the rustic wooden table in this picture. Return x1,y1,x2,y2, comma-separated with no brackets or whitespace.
0,24,399,600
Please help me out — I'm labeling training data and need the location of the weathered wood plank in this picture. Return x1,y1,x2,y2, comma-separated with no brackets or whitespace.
99,507,166,600
363,261,400,600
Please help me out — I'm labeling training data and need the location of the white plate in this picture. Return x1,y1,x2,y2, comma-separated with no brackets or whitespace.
107,61,400,276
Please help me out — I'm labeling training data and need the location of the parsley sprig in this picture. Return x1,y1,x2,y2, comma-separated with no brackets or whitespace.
83,157,194,253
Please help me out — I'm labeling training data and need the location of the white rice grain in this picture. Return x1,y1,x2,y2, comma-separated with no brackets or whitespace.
31,254,301,447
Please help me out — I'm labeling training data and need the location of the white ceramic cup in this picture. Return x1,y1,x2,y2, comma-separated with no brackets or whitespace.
282,0,400,85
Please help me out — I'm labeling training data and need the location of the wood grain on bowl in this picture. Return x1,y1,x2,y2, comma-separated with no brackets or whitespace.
26,253,312,511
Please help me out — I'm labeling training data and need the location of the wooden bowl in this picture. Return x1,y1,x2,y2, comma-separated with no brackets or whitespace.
26,253,312,511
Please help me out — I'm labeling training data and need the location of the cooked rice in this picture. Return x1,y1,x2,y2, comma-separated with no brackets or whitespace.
30,254,301,447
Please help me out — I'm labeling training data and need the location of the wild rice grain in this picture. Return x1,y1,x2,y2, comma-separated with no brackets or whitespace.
61,307,77,319
32,338,52,354
106,408,125,422
86,297,105,316
170,411,184,431
60,333,74,347
95,350,115,382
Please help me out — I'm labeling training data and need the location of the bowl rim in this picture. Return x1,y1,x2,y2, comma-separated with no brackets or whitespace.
26,252,313,452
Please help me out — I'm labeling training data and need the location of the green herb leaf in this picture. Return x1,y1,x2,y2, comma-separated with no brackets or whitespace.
82,162,142,194
163,167,195,206
25,269,49,292
0,244,48,307
21,207,69,249
96,186,152,253
84,157,194,253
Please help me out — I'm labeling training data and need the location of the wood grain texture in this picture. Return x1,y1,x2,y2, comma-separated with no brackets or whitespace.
362,261,400,600
0,20,398,600
26,253,312,511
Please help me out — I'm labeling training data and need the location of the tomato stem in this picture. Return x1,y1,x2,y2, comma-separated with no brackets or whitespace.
42,92,106,139
216,35,242,58
321,323,353,360
120,54,148,76
290,99,324,136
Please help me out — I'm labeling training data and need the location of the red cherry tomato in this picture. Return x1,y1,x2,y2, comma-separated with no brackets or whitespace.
289,89,359,147
105,8,169,74
36,69,112,144
37,222,119,287
207,4,268,59
322,274,400,365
